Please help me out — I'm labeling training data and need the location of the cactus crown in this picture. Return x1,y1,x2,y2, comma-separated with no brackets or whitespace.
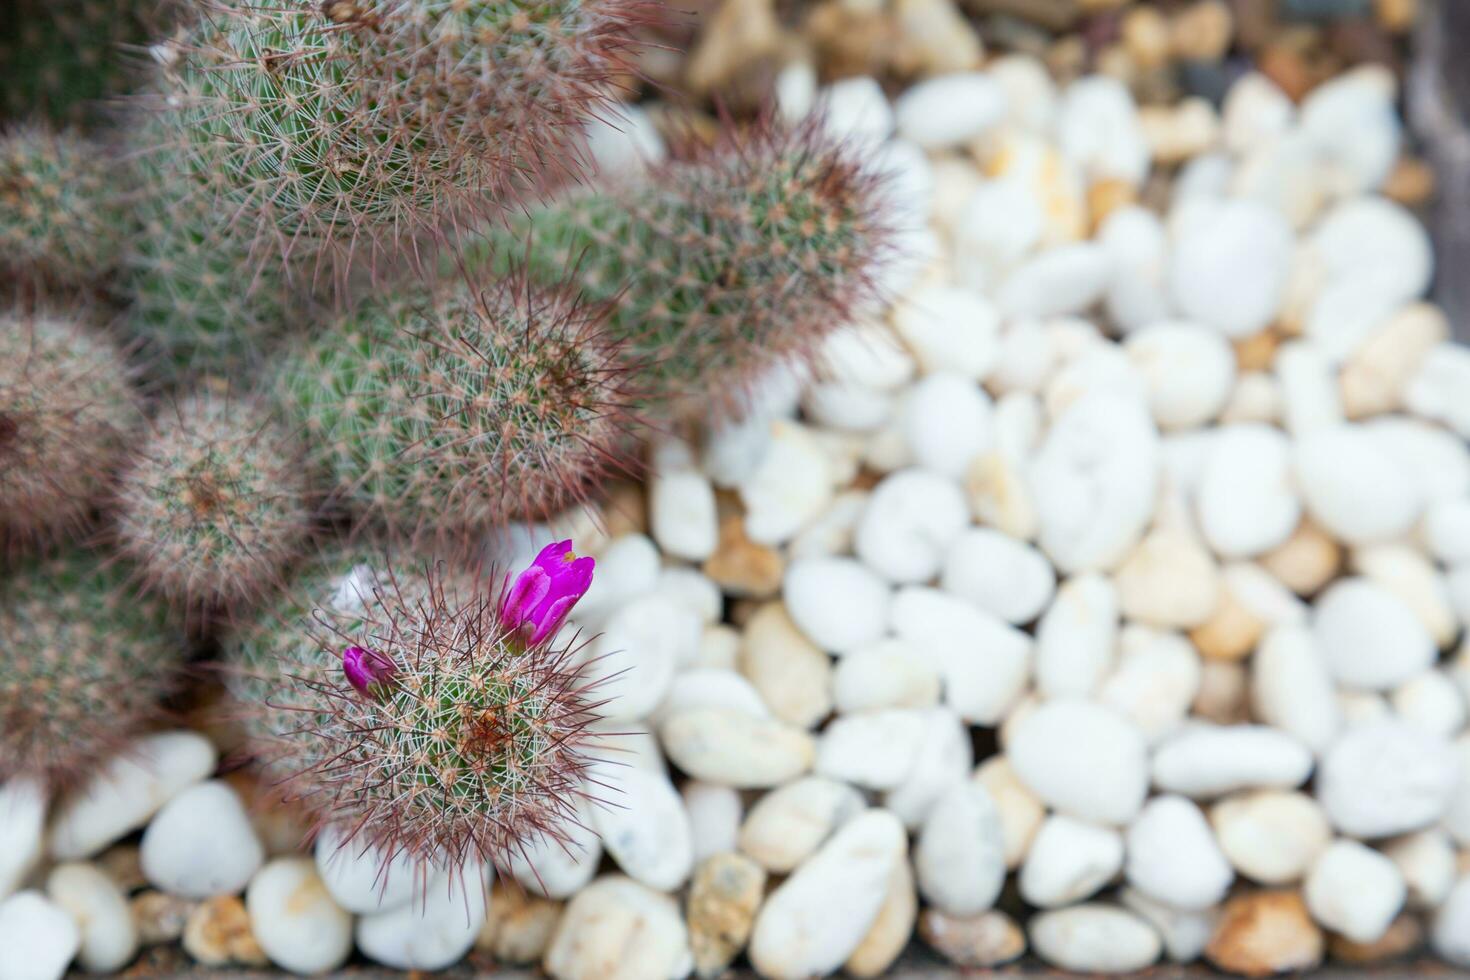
0,124,129,289
0,549,184,787
489,116,895,416
113,389,314,616
0,309,142,554
227,551,602,869
274,270,635,548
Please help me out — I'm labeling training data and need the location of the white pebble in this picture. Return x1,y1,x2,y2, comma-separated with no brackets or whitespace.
1035,573,1118,698
0,891,79,980
1019,815,1124,909
659,708,813,789
649,469,717,561
1276,341,1344,436
1407,343,1470,438
890,587,1032,726
1223,73,1294,155
507,801,601,900
355,863,486,970
1119,887,1216,963
901,374,994,479
0,779,44,901
45,863,136,973
1098,628,1202,743
1170,199,1293,338
1029,904,1162,974
587,593,698,721
589,766,692,891
1304,840,1406,944
1295,425,1422,545
739,421,835,546
48,731,216,860
1392,671,1466,738
1211,790,1331,885
894,72,1007,148
1125,795,1233,911
915,782,1006,917
314,827,419,915
941,528,1055,625
681,782,741,863
819,76,894,144
998,244,1112,320
1114,527,1222,630
783,557,891,653
1124,323,1236,430
575,533,660,624
832,639,941,713
1317,720,1458,838
816,710,926,791
1099,206,1171,333
1152,725,1313,799
1435,877,1470,966
1008,700,1148,825
246,858,353,975
737,777,864,874
1299,67,1401,195
1057,76,1150,186
1251,626,1341,754
544,875,692,980
1196,424,1300,558
855,468,970,583
1314,577,1435,691
889,285,1000,380
140,781,263,899
1382,828,1456,909
883,707,974,828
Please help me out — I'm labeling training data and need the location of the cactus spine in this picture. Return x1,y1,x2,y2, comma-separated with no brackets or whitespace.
113,390,314,616
0,549,185,787
0,309,142,553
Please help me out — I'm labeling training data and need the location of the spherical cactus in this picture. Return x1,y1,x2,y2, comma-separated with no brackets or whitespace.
225,540,601,869
0,548,186,787
0,308,142,553
482,117,895,417
0,123,129,289
113,389,315,616
274,271,635,549
154,0,650,266
0,0,157,126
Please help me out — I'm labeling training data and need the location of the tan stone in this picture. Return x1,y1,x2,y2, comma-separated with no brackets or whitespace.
846,857,916,977
1205,891,1324,978
182,895,268,967
1088,178,1138,233
893,0,984,77
1259,521,1342,597
132,890,196,946
1384,155,1435,205
1340,303,1449,420
478,881,563,965
687,853,766,978
1329,913,1423,964
965,452,1038,542
603,481,648,540
1234,328,1283,373
1123,7,1172,70
1171,0,1234,62
739,603,832,729
1193,660,1251,725
920,908,1026,967
686,0,789,100
1115,526,1222,629
96,845,145,893
974,757,1045,869
1375,0,1418,33
704,514,784,598
1190,579,1267,662
1140,98,1221,165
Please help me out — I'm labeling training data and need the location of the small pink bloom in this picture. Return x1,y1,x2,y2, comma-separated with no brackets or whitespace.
342,645,397,698
500,539,595,645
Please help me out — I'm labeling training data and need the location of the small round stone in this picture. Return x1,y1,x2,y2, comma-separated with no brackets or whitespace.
245,858,353,975
1008,700,1148,825
783,557,891,653
140,781,264,899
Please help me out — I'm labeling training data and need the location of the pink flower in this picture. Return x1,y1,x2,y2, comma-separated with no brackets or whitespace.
342,645,397,698
499,539,595,645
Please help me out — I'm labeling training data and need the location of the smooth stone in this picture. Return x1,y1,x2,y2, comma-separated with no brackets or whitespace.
182,895,267,966
1019,815,1124,909
544,875,692,980
889,285,1000,381
901,374,994,479
1382,828,1456,909
894,72,1006,148
854,468,970,583
1353,543,1460,652
1204,890,1324,976
783,557,890,654
574,533,660,624
997,244,1111,320
1406,343,1470,437
682,783,741,864
1391,670,1466,738
140,781,263,899
845,859,915,978
508,801,602,900
890,587,1032,726
737,776,864,874
1032,392,1159,574
130,890,194,946
738,603,832,729
1211,790,1332,885
1152,725,1313,799
1295,425,1422,545
1057,76,1150,186
1170,199,1293,338
49,732,217,860
0,891,81,980
660,708,814,790
650,469,718,562
883,708,974,829
941,527,1054,625
314,827,420,915
1125,322,1236,430
477,880,562,965
1304,840,1406,945
1114,526,1222,629
832,639,941,713
748,810,906,980
1119,887,1216,963
653,669,769,727
1317,720,1458,838
1098,628,1201,743
914,782,1005,917
1008,700,1148,825
920,908,1026,967
815,710,926,791
1433,877,1470,966
589,766,693,891
686,854,764,979
45,862,137,973
974,758,1045,870
245,858,352,975
588,593,701,721
1276,341,1345,436
355,863,486,971
1029,904,1162,974
1125,795,1234,911
1034,573,1118,698
1196,424,1300,559
738,421,835,546
1314,577,1435,691
1251,626,1341,754
0,778,45,901
1223,73,1294,155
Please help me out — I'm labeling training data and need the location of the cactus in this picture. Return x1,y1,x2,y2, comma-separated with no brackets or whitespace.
0,548,185,787
273,271,635,549
0,0,157,127
1,123,129,289
478,118,895,416
0,308,142,554
113,389,315,616
151,0,650,269
225,543,601,869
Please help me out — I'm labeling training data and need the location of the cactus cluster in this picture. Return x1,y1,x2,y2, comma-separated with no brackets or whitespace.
0,309,142,554
0,0,157,126
226,547,600,868
275,271,635,548
113,390,314,616
0,549,185,787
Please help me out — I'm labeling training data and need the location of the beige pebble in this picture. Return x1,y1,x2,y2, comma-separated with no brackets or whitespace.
1189,579,1267,662
739,603,833,729
182,895,267,967
1171,0,1234,62
687,853,766,978
845,858,916,978
1259,521,1342,597
478,881,563,965
1204,891,1324,978
131,890,196,946
1193,661,1251,725
96,846,145,894
1123,7,1172,70
1340,303,1449,420
1329,913,1424,964
703,514,785,599
920,908,1027,967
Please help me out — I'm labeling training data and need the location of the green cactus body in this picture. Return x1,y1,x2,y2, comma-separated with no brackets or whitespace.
0,0,156,127
226,552,598,868
481,120,893,415
114,391,314,615
274,274,633,548
0,310,142,553
0,124,129,288
0,549,185,786
158,0,646,262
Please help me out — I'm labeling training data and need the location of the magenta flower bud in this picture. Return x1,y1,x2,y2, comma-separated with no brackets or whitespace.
342,645,397,698
499,539,595,645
